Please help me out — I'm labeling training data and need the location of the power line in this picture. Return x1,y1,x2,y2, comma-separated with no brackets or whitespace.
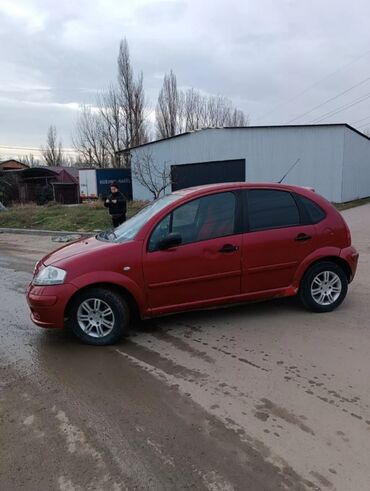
350,115,370,125
357,120,370,129
0,145,39,150
254,48,370,123
285,76,370,124
310,93,370,123
309,91,370,123
0,144,76,154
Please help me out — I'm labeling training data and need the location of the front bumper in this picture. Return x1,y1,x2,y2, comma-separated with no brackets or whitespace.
340,246,359,282
26,283,78,328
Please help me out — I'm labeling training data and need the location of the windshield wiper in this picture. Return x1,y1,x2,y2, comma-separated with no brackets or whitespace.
96,230,114,241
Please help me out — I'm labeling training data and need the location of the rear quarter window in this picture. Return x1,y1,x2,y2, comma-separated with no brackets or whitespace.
298,195,326,224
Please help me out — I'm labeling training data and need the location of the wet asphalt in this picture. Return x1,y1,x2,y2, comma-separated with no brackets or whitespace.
1,204,370,491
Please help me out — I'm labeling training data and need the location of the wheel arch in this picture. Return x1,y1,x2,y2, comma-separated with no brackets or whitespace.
64,282,141,323
292,246,352,291
300,256,352,286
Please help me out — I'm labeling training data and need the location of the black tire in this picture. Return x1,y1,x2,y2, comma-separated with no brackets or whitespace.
299,261,348,313
68,287,130,346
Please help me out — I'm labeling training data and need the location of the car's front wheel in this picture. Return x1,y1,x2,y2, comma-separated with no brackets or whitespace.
299,261,348,313
69,287,130,345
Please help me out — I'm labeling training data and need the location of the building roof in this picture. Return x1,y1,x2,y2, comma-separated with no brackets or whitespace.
0,159,29,170
117,123,370,154
20,166,80,183
47,166,80,181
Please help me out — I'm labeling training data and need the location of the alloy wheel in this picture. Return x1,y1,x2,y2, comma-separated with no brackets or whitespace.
311,271,342,306
77,298,115,338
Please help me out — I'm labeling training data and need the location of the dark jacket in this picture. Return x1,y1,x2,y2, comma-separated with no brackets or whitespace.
104,191,127,216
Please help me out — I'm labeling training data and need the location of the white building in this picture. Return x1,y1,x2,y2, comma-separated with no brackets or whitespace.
121,124,370,203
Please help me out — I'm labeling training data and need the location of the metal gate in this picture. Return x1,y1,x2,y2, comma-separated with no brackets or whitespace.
171,159,246,191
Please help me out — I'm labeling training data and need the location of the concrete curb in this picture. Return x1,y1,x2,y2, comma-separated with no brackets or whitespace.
0,228,96,237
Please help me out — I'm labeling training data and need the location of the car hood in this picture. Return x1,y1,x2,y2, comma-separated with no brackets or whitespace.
43,236,112,266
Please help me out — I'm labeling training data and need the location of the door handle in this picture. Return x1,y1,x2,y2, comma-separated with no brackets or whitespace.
218,244,239,253
295,233,312,242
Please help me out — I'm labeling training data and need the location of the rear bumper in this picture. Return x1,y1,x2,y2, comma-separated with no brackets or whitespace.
26,283,78,329
340,246,359,282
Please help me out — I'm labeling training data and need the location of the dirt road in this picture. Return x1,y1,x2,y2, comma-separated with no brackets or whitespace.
1,205,370,490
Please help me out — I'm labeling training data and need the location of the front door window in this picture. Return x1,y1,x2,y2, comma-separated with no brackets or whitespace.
149,192,236,251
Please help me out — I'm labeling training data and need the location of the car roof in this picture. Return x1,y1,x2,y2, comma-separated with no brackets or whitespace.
172,182,315,198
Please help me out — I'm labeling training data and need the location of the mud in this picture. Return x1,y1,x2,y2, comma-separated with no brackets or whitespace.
1,204,370,490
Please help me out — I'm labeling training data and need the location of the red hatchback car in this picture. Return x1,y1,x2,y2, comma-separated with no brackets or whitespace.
27,183,358,345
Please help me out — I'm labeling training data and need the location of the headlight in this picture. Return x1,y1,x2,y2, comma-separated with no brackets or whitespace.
33,260,41,275
33,266,67,286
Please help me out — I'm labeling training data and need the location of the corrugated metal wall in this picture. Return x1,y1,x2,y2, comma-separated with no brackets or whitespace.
342,127,370,202
130,125,370,202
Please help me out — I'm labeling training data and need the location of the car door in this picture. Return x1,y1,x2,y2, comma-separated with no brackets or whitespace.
241,189,317,293
143,191,243,312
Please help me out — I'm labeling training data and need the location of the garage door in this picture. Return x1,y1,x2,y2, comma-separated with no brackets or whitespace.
171,159,246,192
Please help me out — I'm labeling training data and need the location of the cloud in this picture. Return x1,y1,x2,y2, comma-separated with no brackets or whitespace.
1,0,370,157
0,0,47,32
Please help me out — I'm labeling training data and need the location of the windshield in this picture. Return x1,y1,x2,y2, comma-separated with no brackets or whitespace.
102,194,181,242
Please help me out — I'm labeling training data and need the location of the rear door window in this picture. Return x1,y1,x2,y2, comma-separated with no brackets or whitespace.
247,190,300,231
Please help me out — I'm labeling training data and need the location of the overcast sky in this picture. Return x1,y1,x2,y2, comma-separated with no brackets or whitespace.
1,0,370,158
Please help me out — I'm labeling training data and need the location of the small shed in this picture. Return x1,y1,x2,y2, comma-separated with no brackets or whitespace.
18,167,80,204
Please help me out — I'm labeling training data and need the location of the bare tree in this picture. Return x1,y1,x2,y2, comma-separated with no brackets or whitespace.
155,71,249,135
204,95,229,127
183,88,204,131
117,38,148,148
41,125,65,166
73,106,110,168
184,91,248,130
74,39,148,167
228,108,248,126
156,70,184,138
97,85,126,165
18,153,40,167
63,155,78,167
131,149,172,199
132,71,148,146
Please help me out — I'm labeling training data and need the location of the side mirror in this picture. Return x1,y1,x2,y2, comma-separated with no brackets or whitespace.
157,232,182,250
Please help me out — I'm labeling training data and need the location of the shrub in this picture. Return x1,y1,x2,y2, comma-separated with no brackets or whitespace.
35,185,53,205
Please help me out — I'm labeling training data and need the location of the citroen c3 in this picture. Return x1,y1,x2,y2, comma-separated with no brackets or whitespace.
27,183,359,345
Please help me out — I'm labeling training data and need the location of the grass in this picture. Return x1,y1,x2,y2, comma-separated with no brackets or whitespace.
334,196,370,211
1,196,369,233
0,200,147,232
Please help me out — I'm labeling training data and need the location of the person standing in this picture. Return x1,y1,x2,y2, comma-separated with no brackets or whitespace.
104,182,127,228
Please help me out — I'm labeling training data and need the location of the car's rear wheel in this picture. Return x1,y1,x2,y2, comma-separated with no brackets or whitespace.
69,287,130,345
299,261,348,312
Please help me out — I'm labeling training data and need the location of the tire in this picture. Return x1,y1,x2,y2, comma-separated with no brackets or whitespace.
299,261,348,313
68,287,130,346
